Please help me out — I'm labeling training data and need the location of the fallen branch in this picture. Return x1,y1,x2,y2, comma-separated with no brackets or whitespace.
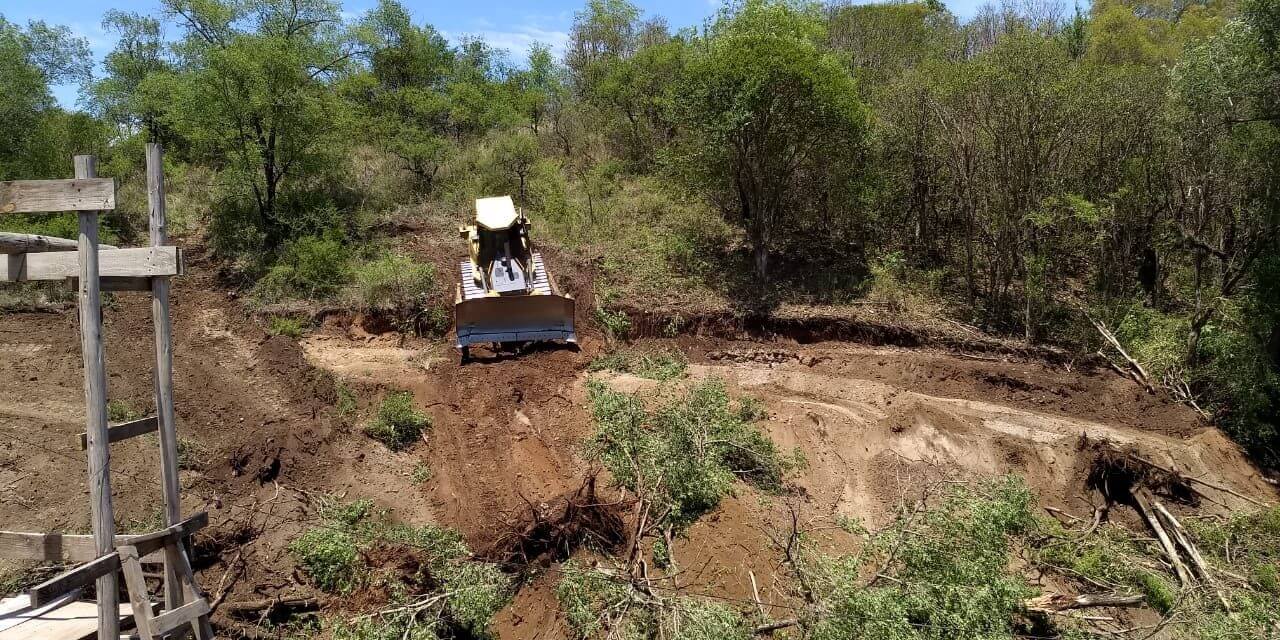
1133,489,1193,587
1151,499,1231,611
753,618,800,635
1127,453,1270,508
1089,317,1154,393
221,596,323,615
1024,592,1145,612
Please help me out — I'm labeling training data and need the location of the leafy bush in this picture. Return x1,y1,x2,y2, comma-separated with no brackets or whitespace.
802,477,1036,640
556,560,634,639
586,378,791,528
365,391,429,450
587,348,688,381
349,253,446,335
289,527,360,593
292,497,511,635
255,234,352,301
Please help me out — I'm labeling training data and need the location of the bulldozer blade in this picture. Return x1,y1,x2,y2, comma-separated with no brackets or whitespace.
455,293,576,348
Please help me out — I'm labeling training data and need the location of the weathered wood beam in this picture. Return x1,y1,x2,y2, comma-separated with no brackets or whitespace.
27,552,121,607
125,512,209,559
77,416,159,450
75,155,119,640
0,232,116,254
0,531,167,564
0,246,181,282
65,276,155,292
0,179,115,213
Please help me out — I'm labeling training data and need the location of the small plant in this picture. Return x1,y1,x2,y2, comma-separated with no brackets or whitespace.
652,538,670,568
411,463,433,485
365,391,429,451
106,399,143,423
268,316,308,338
289,527,360,593
349,253,445,335
176,437,206,471
594,291,632,342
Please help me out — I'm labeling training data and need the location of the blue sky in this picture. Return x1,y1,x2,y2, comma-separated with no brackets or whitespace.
3,0,994,108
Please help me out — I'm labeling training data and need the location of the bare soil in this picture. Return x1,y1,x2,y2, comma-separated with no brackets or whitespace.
1,242,1274,639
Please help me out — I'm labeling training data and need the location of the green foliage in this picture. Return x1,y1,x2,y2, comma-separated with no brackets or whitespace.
594,304,632,342
556,559,750,640
349,253,445,335
290,527,360,593
292,497,511,635
255,234,352,302
268,316,309,338
588,348,688,381
411,463,432,485
586,378,790,528
365,391,429,450
176,437,206,471
669,0,866,280
802,477,1035,640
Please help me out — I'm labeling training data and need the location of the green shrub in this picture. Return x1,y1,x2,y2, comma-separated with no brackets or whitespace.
256,234,352,301
291,496,510,633
595,305,632,342
587,378,790,528
268,316,308,338
803,477,1036,640
556,560,634,639
411,463,432,484
1138,571,1176,613
349,253,445,335
289,527,360,593
365,391,429,450
587,348,688,381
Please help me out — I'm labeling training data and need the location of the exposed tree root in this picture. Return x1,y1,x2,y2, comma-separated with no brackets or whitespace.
486,472,631,572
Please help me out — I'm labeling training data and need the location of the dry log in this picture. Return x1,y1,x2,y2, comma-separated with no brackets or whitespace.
1128,453,1270,508
753,618,800,635
1151,499,1231,611
1089,317,1154,392
221,596,322,614
1132,489,1193,586
1025,592,1145,612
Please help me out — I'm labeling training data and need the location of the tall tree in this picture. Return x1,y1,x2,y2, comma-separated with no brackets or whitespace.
670,0,866,280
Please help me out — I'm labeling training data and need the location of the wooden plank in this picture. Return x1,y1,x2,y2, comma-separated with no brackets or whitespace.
65,276,154,292
0,232,115,254
74,155,119,640
0,246,181,282
0,531,166,563
149,599,209,637
117,547,155,640
0,591,79,635
0,179,115,214
0,593,136,640
125,513,209,559
169,537,213,640
77,416,159,450
148,142,186,616
27,553,120,607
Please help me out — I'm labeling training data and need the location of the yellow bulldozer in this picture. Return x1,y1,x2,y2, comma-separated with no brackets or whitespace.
454,196,576,360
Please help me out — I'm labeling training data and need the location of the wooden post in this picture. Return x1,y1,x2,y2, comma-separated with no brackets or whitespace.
147,143,185,613
75,154,118,640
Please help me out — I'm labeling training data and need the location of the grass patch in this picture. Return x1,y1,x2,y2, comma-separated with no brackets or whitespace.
364,391,429,451
290,497,510,637
587,348,688,381
177,437,207,471
411,463,433,485
268,316,309,338
586,378,795,528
